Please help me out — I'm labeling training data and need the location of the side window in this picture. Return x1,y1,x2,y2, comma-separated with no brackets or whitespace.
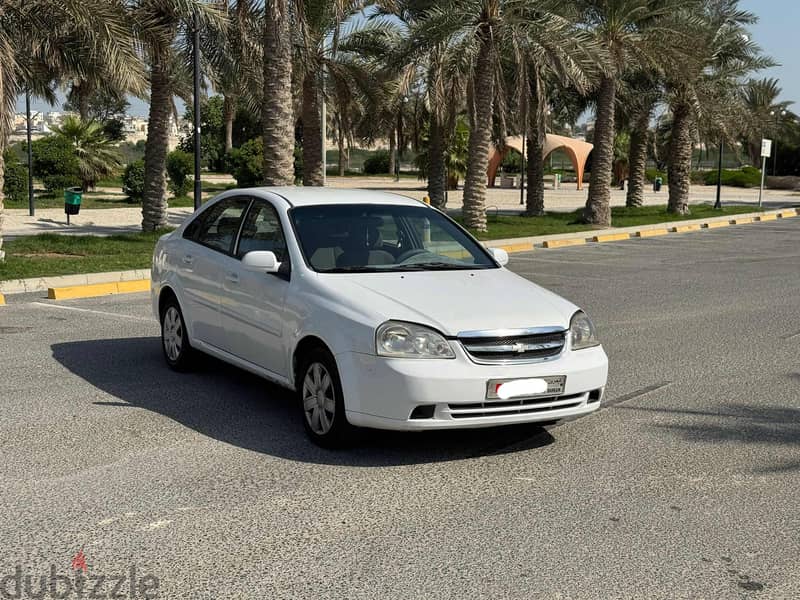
193,197,250,254
236,201,288,262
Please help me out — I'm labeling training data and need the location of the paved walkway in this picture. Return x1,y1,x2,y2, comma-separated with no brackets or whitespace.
3,177,797,238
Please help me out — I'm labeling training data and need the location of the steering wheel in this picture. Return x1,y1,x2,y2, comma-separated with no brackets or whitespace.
396,248,429,263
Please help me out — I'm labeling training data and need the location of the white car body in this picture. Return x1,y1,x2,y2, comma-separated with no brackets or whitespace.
152,188,608,433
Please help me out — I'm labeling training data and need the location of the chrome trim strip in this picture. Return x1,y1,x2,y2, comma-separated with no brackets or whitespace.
457,326,567,339
463,341,563,353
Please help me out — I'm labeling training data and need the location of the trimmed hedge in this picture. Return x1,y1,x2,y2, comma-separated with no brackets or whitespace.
122,159,146,202
167,149,194,197
703,166,761,188
363,150,390,175
3,150,28,202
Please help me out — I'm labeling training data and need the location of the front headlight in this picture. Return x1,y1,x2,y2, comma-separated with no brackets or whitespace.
376,321,455,359
570,311,600,350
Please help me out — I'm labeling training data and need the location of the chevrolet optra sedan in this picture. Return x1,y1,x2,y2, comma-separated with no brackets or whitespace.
152,188,608,446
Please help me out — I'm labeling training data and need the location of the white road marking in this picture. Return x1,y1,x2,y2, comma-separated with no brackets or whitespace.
30,302,152,322
141,519,173,531
97,517,119,526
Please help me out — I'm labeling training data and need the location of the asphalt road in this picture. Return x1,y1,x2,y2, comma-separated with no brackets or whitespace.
1,219,799,599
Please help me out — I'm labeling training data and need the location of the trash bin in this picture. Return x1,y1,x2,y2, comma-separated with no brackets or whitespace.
64,187,83,224
555,173,562,190
653,177,663,192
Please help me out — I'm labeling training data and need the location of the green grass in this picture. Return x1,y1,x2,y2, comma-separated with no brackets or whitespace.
463,204,761,240
0,230,172,281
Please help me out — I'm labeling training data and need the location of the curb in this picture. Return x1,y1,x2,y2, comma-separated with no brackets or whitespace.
0,293,5,306
0,268,150,295
484,207,798,254
47,279,150,300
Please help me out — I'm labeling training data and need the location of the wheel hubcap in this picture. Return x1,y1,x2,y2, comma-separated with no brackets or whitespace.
163,307,183,362
302,362,335,435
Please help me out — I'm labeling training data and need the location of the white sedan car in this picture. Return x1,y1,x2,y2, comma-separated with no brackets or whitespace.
152,188,608,446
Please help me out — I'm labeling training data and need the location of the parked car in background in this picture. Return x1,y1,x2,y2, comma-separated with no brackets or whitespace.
152,188,608,446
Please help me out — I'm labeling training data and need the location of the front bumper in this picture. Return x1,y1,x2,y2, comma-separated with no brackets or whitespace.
337,344,608,431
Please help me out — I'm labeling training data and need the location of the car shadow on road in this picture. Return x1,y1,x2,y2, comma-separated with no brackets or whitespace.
51,337,555,467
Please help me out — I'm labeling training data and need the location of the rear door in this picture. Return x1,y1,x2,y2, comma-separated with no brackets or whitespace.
217,199,291,377
179,196,251,349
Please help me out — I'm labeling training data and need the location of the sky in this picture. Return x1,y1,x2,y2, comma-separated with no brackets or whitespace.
15,0,800,118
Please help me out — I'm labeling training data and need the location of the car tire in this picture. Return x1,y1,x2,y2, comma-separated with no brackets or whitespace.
297,347,356,448
160,298,194,372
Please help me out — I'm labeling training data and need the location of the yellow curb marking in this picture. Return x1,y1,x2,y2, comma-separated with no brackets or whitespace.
48,279,150,300
756,213,777,222
670,224,702,233
497,243,533,253
778,210,798,218
732,217,754,225
0,293,5,306
703,221,731,229
634,229,669,238
592,233,630,243
542,238,587,249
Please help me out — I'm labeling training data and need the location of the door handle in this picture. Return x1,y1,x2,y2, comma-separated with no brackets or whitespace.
225,272,239,284
182,255,194,266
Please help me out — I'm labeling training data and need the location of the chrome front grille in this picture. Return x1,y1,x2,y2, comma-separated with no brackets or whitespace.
447,392,586,419
458,327,567,363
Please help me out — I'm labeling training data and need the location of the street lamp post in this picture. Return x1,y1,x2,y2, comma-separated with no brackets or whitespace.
770,109,787,177
192,11,202,211
25,89,34,216
714,140,723,209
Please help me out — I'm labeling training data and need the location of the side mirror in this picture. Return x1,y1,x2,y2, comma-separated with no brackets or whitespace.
488,247,509,266
242,250,280,273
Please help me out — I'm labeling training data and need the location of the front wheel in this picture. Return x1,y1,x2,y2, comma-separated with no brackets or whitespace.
161,299,194,371
297,348,356,447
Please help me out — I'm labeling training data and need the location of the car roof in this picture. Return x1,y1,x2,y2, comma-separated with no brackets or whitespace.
248,187,425,208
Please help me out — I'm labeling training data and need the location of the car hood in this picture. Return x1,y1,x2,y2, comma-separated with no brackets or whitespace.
316,268,578,336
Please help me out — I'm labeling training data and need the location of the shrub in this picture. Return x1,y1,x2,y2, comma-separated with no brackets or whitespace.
3,150,28,203
363,150,390,175
645,169,668,184
703,167,761,188
227,137,263,187
166,149,194,197
31,136,80,194
122,159,146,202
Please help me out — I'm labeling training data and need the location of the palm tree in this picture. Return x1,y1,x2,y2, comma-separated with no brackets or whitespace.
620,71,662,207
740,78,795,166
50,116,122,191
577,0,696,226
0,0,144,261
262,0,295,186
130,0,223,232
664,1,771,214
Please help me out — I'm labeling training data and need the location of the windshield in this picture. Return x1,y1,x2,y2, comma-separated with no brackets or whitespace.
290,203,497,273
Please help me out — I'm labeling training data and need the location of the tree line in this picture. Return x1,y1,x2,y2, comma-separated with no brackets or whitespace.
0,0,796,262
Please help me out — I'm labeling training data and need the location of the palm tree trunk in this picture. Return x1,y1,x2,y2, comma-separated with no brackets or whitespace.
141,57,171,232
262,0,295,186
462,31,495,232
583,75,615,226
301,73,323,186
427,114,447,209
388,128,396,176
223,94,235,153
337,115,346,176
667,103,693,215
626,108,651,207
525,136,545,216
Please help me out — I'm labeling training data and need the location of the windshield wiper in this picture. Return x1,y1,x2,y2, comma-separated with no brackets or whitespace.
395,262,488,271
319,266,379,273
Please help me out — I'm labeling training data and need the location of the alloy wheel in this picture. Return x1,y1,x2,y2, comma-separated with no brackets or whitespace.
302,362,336,435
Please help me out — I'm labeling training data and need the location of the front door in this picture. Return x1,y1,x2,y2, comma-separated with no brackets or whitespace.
218,199,290,377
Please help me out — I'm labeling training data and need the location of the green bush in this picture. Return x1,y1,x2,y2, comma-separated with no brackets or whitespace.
363,150,390,175
703,166,761,188
167,149,194,197
645,169,668,184
3,151,28,203
227,138,263,187
122,159,146,202
31,136,80,194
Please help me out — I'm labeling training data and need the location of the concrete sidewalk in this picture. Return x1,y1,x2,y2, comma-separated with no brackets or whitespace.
3,181,797,238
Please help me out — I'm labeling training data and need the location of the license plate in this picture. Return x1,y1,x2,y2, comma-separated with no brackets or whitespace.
486,375,566,399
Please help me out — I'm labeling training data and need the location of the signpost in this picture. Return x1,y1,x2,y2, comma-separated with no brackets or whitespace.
758,139,772,208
